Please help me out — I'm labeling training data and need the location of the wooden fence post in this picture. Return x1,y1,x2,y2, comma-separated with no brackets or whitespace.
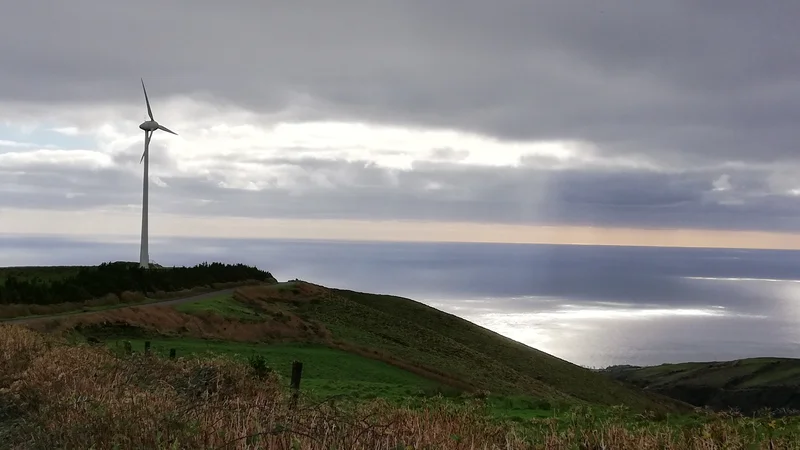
169,348,176,359
290,360,303,409
144,341,151,355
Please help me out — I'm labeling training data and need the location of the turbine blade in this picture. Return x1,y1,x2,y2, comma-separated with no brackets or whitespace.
141,78,154,121
157,124,178,135
140,130,151,164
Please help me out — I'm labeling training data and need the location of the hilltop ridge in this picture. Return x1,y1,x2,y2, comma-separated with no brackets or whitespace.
600,358,800,414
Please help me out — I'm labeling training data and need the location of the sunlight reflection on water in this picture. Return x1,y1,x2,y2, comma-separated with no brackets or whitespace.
428,277,797,368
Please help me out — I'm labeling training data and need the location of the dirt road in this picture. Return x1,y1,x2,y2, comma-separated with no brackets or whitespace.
1,288,239,325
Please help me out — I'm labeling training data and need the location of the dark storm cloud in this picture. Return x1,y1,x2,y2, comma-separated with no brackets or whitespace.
2,1,800,165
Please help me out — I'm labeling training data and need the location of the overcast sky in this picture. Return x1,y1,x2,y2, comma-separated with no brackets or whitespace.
3,1,800,248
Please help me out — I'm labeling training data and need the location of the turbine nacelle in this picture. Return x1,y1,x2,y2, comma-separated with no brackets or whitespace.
139,120,159,132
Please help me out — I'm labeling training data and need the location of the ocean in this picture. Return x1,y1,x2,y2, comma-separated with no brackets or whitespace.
2,234,799,368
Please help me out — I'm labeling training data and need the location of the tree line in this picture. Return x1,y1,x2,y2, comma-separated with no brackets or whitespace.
0,261,276,305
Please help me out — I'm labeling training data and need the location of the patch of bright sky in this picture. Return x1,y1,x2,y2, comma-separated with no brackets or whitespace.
1,97,666,181
259,121,586,168
0,148,114,170
153,119,592,173
0,123,96,151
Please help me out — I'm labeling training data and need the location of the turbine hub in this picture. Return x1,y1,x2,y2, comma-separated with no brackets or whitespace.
139,120,159,131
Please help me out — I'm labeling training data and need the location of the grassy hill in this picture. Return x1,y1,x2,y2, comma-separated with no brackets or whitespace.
600,358,800,414
7,274,800,447
35,280,688,415
297,284,687,412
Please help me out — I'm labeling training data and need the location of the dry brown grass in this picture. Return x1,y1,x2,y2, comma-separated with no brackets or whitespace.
0,291,148,320
1,324,798,449
22,303,329,344
235,282,328,302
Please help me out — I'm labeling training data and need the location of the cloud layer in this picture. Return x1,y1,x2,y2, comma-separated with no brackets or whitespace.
3,1,800,235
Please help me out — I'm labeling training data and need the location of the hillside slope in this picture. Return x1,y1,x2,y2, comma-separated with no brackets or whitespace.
21,280,689,414
235,282,689,413
601,358,800,413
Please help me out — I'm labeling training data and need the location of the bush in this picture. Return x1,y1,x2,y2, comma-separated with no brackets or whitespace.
247,354,273,380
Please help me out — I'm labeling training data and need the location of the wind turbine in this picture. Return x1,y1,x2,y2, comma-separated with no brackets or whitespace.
138,78,178,269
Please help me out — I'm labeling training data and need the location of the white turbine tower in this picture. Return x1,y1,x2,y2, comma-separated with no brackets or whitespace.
138,78,178,269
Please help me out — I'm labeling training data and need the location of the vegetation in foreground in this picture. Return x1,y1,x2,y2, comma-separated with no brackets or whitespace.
601,358,800,414
2,325,799,449
0,261,276,319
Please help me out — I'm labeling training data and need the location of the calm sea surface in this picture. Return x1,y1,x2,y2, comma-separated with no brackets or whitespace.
3,234,800,368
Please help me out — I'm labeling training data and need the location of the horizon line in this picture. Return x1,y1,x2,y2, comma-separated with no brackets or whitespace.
4,207,800,251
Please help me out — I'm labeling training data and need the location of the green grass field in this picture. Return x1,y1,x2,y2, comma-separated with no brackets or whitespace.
104,336,568,420
109,338,445,403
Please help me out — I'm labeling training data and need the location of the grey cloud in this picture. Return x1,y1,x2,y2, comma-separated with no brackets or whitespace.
112,139,179,172
2,1,800,166
5,153,800,231
0,164,142,209
5,1,800,232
